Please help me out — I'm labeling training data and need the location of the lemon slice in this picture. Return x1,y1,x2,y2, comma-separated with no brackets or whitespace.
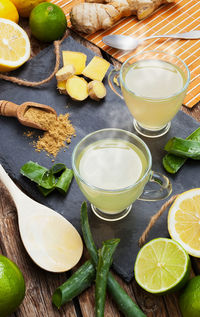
134,238,190,294
0,18,30,72
168,188,200,257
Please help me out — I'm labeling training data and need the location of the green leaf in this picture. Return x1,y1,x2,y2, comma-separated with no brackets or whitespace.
40,170,56,189
20,161,48,184
56,168,73,194
38,185,55,197
49,163,66,175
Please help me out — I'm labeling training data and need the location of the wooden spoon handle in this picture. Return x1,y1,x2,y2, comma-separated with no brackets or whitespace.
0,100,19,117
0,164,28,211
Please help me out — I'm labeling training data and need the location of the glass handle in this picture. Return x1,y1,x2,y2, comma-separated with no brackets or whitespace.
108,68,124,100
138,171,172,201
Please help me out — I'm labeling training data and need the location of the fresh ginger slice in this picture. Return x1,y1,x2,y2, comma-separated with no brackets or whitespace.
62,51,87,75
66,75,88,101
57,80,67,95
82,56,110,81
56,65,75,81
88,80,106,101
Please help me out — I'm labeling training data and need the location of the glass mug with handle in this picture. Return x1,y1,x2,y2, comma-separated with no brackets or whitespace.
109,50,190,138
72,128,172,221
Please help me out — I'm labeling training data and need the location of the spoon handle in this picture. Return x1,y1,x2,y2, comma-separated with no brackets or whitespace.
143,30,200,40
0,164,28,209
0,100,19,117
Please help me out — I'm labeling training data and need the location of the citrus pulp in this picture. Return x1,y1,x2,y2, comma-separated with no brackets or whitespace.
168,188,200,257
134,238,190,294
29,3,67,42
0,0,19,23
0,255,25,317
0,18,30,72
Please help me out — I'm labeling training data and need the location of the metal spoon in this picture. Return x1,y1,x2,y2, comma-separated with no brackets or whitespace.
0,165,83,272
0,100,57,131
103,30,200,50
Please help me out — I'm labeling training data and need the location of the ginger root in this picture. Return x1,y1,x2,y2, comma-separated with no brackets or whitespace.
66,75,88,101
88,80,106,100
82,56,110,81
70,0,174,34
57,80,68,95
62,51,87,75
56,65,75,82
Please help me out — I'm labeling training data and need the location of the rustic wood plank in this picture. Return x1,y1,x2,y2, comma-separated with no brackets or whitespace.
0,181,78,317
191,258,200,275
2,18,199,317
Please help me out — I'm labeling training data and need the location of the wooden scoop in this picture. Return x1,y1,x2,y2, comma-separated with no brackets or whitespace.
0,100,57,131
0,164,83,272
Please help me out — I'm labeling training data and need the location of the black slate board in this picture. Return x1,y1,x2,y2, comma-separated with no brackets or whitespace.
0,36,200,282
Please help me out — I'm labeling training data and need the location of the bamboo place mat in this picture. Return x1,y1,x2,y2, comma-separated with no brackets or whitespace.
52,0,200,108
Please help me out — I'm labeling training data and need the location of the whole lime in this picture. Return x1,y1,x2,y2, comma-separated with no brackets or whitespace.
0,255,25,317
179,276,200,317
29,2,67,42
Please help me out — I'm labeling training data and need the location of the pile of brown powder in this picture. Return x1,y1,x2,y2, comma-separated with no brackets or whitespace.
24,107,76,157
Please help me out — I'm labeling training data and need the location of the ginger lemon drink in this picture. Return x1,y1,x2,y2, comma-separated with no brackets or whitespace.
121,59,187,132
108,51,190,137
75,138,148,214
72,129,172,221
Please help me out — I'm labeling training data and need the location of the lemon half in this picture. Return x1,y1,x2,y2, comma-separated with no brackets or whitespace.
0,18,30,72
168,188,200,257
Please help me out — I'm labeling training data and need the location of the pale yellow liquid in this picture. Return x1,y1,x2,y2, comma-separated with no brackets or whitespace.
121,60,187,130
76,139,149,213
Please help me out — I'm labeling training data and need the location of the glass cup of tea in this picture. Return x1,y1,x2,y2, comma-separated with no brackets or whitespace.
109,50,190,138
72,128,172,221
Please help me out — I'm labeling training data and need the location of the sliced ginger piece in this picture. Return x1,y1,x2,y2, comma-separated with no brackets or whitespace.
88,80,106,101
82,56,110,81
56,65,75,81
66,75,88,101
57,80,68,95
62,51,87,75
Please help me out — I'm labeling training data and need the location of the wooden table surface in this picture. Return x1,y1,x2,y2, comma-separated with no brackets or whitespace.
1,18,200,317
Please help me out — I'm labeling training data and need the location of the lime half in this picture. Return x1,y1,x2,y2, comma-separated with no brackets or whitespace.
134,238,191,294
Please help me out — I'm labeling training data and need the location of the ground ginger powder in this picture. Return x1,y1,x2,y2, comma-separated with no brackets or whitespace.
24,107,76,157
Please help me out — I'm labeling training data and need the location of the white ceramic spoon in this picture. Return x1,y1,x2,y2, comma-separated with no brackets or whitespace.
0,164,83,272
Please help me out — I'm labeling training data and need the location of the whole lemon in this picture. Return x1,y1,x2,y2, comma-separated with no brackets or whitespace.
0,0,19,23
0,255,25,317
30,3,67,42
10,0,48,17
